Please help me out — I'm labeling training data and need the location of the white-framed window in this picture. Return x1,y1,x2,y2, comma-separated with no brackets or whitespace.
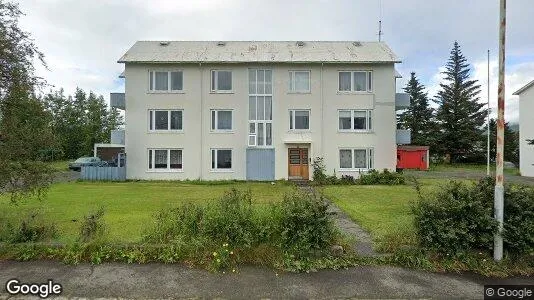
289,70,310,93
338,71,372,92
338,110,372,131
148,149,183,171
289,110,310,130
211,149,232,170
211,110,233,131
149,70,183,92
211,70,232,92
249,69,273,147
339,148,374,170
148,110,183,131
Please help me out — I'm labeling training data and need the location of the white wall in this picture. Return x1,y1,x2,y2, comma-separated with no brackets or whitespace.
519,87,534,177
124,62,397,180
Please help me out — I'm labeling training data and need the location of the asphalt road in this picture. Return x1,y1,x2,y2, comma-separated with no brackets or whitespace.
0,261,532,299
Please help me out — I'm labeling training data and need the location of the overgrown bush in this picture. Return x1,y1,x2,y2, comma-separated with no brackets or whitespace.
311,157,328,184
144,188,338,261
0,211,57,243
358,169,405,185
278,190,336,255
79,207,106,242
413,178,534,257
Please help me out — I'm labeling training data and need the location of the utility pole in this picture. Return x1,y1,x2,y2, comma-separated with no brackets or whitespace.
494,0,506,262
378,20,383,42
486,49,491,176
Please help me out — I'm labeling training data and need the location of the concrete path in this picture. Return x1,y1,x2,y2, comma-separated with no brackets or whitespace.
0,261,531,299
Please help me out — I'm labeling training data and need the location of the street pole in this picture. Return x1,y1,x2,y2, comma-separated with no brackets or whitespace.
486,49,491,176
494,0,506,262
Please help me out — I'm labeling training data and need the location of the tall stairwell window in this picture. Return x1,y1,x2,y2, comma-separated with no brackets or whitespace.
248,69,273,147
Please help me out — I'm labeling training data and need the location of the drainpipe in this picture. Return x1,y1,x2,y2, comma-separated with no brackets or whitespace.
320,62,324,158
199,62,204,180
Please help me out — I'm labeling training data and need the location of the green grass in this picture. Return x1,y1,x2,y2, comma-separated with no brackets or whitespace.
45,160,71,172
0,181,294,243
320,179,473,246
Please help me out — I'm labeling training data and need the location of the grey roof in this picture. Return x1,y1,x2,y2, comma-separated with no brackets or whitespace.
513,79,534,96
118,71,125,78
118,41,400,64
395,69,402,78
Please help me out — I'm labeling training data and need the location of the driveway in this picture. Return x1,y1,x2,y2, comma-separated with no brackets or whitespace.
405,169,534,186
0,261,531,299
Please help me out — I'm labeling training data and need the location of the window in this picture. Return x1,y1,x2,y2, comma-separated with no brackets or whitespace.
211,110,233,131
149,71,183,92
149,110,183,131
211,70,232,92
249,69,273,147
289,71,310,93
338,110,373,131
211,149,232,170
289,110,310,130
148,149,183,171
338,71,372,92
339,148,374,170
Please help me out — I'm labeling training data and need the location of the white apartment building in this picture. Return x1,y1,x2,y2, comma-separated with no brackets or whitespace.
111,41,410,181
513,80,534,177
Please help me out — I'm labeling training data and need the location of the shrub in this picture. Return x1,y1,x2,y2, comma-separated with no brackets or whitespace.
79,207,106,242
0,211,57,243
413,178,534,256
358,169,405,185
311,157,328,185
278,190,336,255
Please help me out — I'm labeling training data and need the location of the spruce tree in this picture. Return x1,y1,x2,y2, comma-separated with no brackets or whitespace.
486,118,519,165
434,41,486,162
398,72,436,148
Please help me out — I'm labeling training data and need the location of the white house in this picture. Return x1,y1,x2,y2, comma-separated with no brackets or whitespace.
513,80,534,177
112,41,409,181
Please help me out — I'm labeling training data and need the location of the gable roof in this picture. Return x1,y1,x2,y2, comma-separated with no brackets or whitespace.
118,41,400,64
513,80,534,96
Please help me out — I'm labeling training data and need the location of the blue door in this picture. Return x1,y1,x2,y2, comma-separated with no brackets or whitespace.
246,149,275,180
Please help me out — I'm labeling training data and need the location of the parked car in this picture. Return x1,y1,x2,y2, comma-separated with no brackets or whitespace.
68,157,104,171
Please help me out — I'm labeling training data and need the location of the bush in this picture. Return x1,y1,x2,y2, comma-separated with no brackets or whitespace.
413,177,534,256
79,207,106,242
358,169,405,185
0,211,57,243
278,190,336,255
311,157,328,185
144,188,338,260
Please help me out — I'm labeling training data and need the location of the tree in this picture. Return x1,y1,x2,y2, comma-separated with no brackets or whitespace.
485,118,519,165
434,41,487,162
0,1,55,202
43,88,123,159
398,72,437,149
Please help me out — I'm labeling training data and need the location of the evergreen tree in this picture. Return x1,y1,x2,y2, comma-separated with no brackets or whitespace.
434,41,487,162
485,118,519,165
398,72,436,148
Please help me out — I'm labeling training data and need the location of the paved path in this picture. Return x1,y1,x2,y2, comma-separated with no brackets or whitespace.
0,261,531,299
298,185,377,257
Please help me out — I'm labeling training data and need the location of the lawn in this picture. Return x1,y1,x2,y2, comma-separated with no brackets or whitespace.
320,178,473,247
0,181,294,243
46,160,71,172
429,163,520,175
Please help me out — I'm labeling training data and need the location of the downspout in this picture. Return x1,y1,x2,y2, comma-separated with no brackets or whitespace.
199,62,204,180
320,62,325,158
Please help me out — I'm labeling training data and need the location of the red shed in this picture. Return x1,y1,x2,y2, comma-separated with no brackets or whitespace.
397,146,430,171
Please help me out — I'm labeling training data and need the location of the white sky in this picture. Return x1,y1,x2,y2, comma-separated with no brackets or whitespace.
18,0,534,123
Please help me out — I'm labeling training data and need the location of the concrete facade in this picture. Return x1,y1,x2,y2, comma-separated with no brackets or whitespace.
514,81,534,177
119,41,401,180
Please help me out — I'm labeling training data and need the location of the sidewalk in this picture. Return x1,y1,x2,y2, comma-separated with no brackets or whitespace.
1,261,531,299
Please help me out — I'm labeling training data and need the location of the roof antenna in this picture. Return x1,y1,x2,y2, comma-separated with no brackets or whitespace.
377,0,383,42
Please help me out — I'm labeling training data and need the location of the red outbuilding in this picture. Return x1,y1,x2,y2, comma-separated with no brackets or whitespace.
397,145,430,171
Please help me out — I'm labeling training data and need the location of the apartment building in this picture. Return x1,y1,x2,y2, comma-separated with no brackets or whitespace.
513,80,534,177
112,41,409,181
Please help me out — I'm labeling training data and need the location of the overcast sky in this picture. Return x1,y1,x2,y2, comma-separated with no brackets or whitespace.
18,0,534,122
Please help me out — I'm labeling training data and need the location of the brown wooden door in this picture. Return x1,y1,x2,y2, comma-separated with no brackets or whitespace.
288,148,309,180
